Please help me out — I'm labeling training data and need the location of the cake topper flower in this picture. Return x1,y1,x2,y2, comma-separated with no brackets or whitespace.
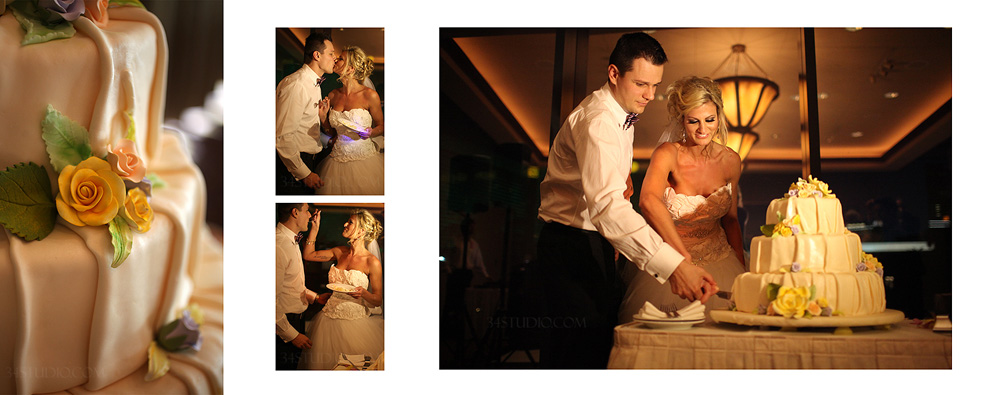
147,304,204,382
7,0,146,45
54,156,126,226
761,214,800,237
763,284,836,319
857,252,884,276
37,0,85,23
0,104,157,267
107,138,146,183
785,175,835,198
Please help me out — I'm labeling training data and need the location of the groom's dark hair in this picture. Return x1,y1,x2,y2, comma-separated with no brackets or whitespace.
277,203,309,223
303,31,333,65
609,32,668,73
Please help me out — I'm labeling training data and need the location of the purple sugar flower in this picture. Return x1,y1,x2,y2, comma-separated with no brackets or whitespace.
790,262,802,273
856,262,867,272
790,225,800,235
37,0,86,23
821,307,833,316
788,189,798,197
156,310,203,352
757,304,768,315
876,268,884,277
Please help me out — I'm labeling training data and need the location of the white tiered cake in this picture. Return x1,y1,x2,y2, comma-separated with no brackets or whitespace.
0,2,221,393
714,177,897,325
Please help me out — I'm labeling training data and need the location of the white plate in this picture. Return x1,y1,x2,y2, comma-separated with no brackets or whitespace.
327,283,356,293
634,317,705,330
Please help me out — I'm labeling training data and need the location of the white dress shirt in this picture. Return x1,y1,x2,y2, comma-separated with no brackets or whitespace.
276,223,317,342
538,83,684,284
276,64,324,180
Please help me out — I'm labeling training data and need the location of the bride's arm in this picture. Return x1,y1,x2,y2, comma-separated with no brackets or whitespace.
302,211,335,262
639,143,692,262
720,149,746,269
357,256,383,307
364,89,384,138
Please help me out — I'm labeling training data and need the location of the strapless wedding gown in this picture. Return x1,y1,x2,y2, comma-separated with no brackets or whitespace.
298,267,384,369
619,183,746,324
317,108,385,195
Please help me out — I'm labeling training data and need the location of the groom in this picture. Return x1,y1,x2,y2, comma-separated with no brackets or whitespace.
536,32,717,369
276,31,336,195
276,203,330,369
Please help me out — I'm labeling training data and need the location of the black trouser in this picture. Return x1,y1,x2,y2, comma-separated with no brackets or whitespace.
275,312,306,370
275,144,332,195
536,221,623,369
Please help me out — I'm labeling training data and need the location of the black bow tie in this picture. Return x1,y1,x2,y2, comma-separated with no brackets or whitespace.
316,76,326,86
294,232,304,243
624,113,639,130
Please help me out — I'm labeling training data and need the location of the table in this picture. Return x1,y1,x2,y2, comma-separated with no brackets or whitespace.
608,321,951,369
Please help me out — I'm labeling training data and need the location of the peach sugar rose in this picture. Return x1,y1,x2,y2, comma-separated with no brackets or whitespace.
106,138,146,183
55,156,126,227
84,0,110,28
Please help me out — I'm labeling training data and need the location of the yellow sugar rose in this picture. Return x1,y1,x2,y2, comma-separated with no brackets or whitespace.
119,188,154,233
56,156,126,227
771,286,811,318
816,297,829,308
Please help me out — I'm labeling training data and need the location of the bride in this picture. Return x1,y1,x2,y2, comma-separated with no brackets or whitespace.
619,76,746,324
298,209,384,369
317,45,384,195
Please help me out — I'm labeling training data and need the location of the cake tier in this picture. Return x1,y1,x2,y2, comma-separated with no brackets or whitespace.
748,232,863,274
766,196,845,235
730,271,886,317
0,134,222,394
0,6,166,187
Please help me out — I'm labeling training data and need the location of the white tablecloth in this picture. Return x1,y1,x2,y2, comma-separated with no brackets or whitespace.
608,321,951,369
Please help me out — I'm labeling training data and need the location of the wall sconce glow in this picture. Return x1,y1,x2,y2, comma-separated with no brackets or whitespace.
526,165,540,179
851,131,864,138
884,92,900,99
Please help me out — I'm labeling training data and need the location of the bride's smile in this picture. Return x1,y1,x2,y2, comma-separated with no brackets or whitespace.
684,102,718,145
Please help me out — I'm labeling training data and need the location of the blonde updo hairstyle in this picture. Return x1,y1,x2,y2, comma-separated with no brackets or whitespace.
349,209,383,244
662,76,728,147
338,45,375,84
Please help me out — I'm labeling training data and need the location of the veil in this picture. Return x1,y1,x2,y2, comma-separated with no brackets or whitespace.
656,117,685,146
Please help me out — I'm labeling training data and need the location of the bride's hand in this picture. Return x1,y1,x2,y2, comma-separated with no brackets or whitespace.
347,286,365,299
357,127,371,140
310,210,321,229
318,97,330,120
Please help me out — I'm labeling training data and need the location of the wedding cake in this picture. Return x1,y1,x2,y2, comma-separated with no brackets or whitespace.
729,176,886,318
1,2,222,393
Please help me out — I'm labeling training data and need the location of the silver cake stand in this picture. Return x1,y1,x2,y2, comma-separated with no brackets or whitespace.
710,309,905,334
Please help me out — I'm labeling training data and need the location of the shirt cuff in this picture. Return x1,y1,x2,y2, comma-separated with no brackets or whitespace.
277,322,299,342
643,243,685,284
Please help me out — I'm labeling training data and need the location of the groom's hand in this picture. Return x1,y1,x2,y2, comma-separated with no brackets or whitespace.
291,334,312,349
316,292,331,305
303,172,324,189
667,261,718,303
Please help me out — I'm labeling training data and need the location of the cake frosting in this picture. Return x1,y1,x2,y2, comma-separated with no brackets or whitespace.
730,176,885,318
0,2,221,393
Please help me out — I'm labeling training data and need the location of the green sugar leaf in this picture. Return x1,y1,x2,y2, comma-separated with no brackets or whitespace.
0,162,56,241
765,283,781,301
109,216,133,268
760,224,775,237
9,1,76,45
41,105,93,172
